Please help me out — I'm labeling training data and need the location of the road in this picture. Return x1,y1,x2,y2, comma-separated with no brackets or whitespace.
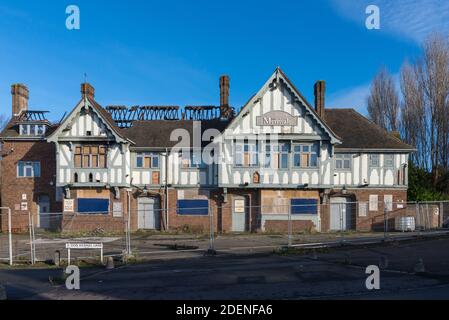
2,236,449,299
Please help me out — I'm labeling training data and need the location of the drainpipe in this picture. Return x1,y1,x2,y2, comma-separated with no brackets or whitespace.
165,148,169,231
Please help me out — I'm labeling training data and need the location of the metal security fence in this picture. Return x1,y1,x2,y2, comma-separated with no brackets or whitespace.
1,200,448,265
29,212,130,265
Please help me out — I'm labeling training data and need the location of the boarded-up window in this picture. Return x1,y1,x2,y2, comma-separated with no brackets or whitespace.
75,145,107,168
369,195,379,211
253,171,260,184
384,195,393,212
152,171,160,184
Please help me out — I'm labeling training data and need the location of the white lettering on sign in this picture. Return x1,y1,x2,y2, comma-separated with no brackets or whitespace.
64,199,75,212
256,111,298,127
66,243,103,249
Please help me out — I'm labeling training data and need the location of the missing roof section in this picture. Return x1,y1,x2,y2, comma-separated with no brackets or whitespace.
105,105,225,128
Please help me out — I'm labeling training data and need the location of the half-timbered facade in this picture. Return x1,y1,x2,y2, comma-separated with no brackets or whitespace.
0,68,415,233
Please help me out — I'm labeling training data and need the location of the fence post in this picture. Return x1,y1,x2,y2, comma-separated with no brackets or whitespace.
5,208,13,266
288,202,292,247
383,207,388,240
208,204,216,254
340,203,344,245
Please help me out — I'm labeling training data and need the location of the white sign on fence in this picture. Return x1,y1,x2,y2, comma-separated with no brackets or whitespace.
66,243,103,249
65,242,104,264
64,199,75,212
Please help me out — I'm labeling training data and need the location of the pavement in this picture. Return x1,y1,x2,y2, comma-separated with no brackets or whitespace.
2,234,449,299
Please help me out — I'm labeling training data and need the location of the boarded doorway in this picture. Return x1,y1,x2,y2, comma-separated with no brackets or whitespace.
330,197,353,231
138,197,161,230
38,195,50,229
232,196,248,232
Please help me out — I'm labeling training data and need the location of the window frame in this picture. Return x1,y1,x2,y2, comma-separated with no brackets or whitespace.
292,143,319,169
17,161,41,178
136,152,160,169
234,140,259,168
74,145,107,169
180,150,205,169
384,154,394,168
264,142,290,170
369,154,380,167
335,153,352,171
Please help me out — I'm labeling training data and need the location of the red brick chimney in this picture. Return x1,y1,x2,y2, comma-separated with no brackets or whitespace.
314,80,325,118
11,84,29,117
219,75,232,119
81,83,95,99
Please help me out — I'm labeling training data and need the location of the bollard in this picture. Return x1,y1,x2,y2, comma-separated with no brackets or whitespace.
379,255,389,269
0,284,6,300
414,258,425,273
54,250,61,267
106,256,114,269
344,253,352,265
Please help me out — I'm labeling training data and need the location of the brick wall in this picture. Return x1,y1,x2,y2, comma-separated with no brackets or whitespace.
0,140,59,232
320,188,408,232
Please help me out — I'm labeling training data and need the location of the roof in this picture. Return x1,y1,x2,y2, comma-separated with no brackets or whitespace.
123,119,230,148
0,116,59,140
227,67,342,145
324,108,415,151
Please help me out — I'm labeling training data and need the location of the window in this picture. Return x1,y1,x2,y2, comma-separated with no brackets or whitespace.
19,124,46,136
74,145,107,168
136,152,160,169
177,199,208,215
293,143,318,168
335,154,352,170
19,125,28,135
369,195,379,211
77,198,109,214
181,150,203,168
235,141,258,167
291,199,318,214
264,142,289,169
369,154,380,167
384,154,394,167
17,161,40,177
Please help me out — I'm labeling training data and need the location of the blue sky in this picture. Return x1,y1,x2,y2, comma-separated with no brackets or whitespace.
0,0,447,121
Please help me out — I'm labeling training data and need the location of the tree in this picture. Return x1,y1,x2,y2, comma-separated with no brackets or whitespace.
400,33,449,184
367,67,400,132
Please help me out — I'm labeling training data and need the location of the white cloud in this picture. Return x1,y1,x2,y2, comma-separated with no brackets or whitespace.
327,83,370,114
327,73,401,115
331,0,449,43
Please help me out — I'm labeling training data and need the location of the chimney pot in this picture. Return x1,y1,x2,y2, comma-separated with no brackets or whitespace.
314,80,325,118
81,83,95,99
219,75,231,119
11,84,29,117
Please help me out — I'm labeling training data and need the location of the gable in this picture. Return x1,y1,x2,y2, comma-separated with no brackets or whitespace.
47,98,128,143
225,68,341,144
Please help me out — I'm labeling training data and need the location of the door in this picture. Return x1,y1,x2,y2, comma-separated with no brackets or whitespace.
330,197,352,231
138,197,160,230
232,197,247,232
38,195,50,229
